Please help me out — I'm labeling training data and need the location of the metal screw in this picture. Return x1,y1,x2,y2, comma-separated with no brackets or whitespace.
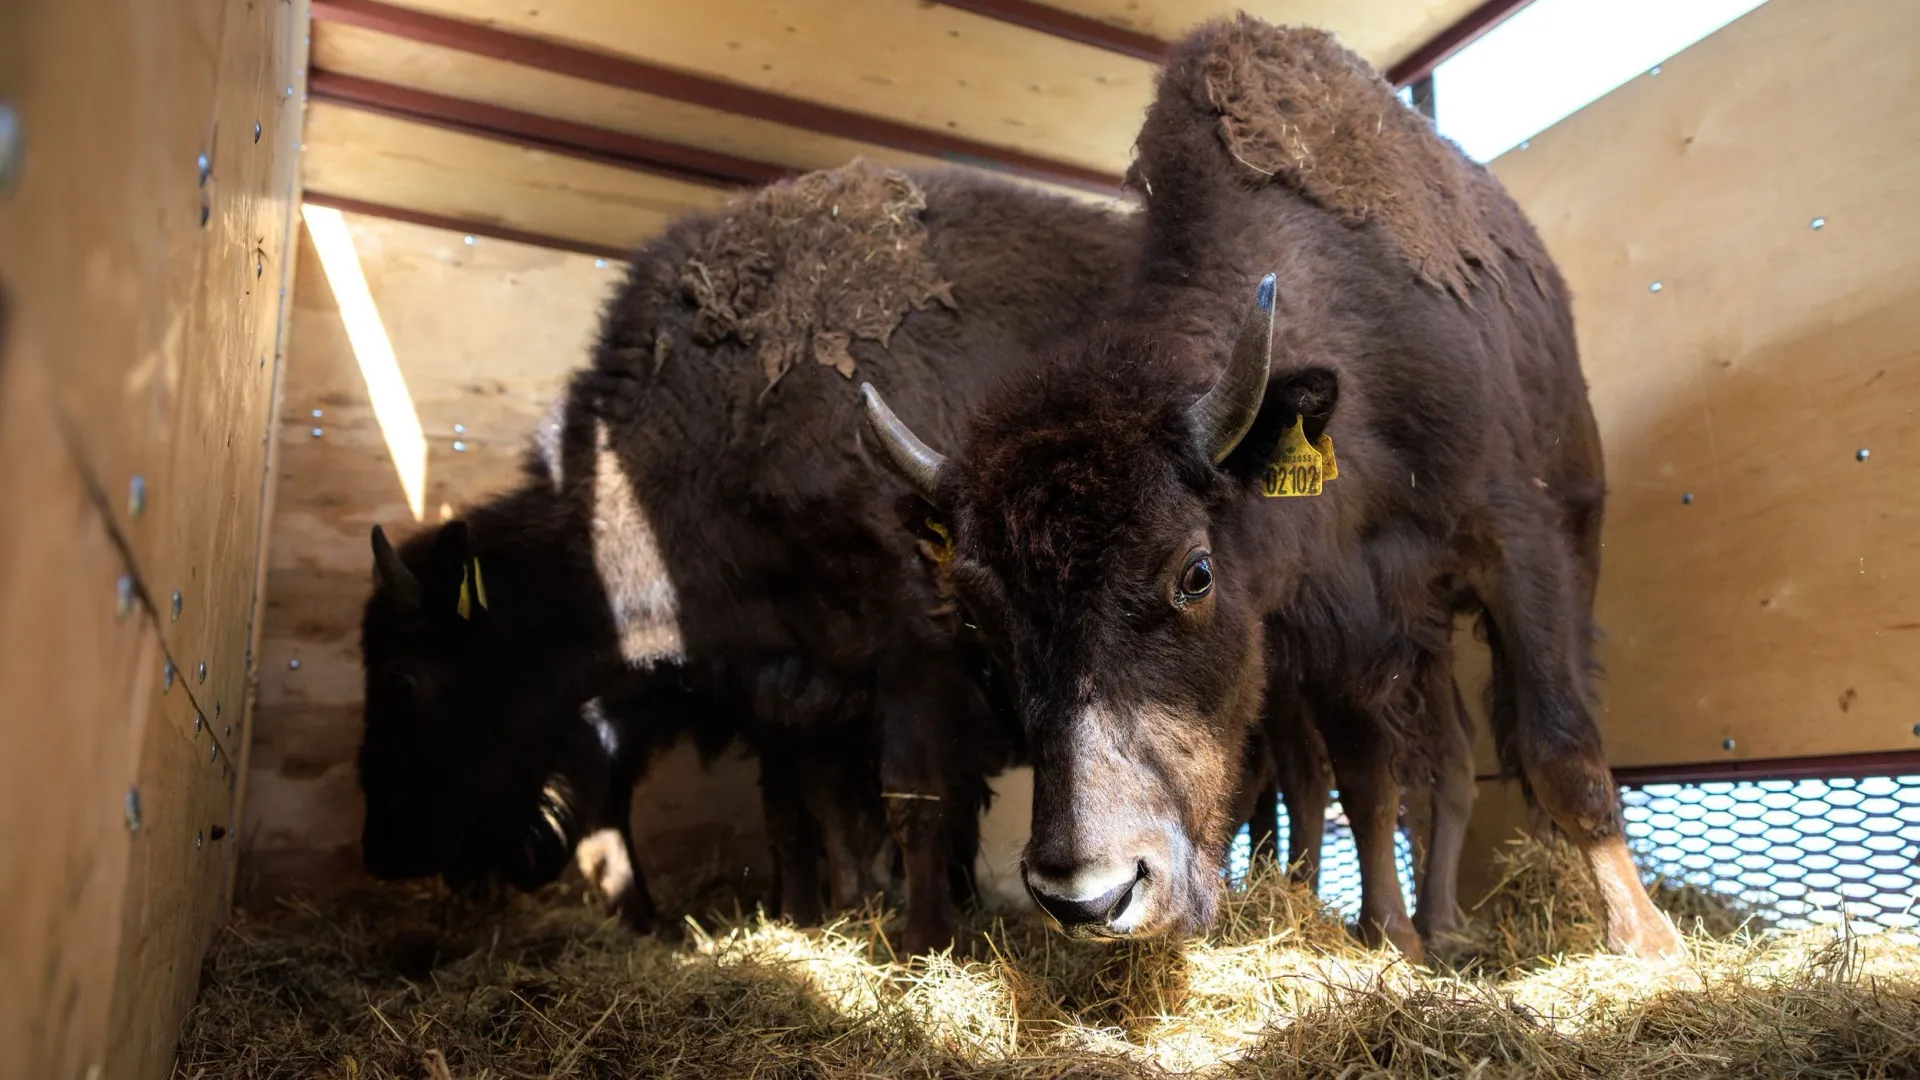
463,235,476,246
1722,738,1736,751
253,121,262,143
116,576,135,618
196,153,211,186
288,658,301,670
256,257,264,279
1856,448,1870,462
196,661,207,684
0,102,22,199
194,711,203,733
452,440,467,452
1649,65,1662,76
1649,281,1664,293
129,475,147,518
196,830,203,849
311,408,323,419
224,724,232,738
453,423,466,435
311,427,323,438
1810,217,1826,230
1912,723,1920,738
124,789,142,832
209,742,218,762
163,661,176,691
171,590,182,621
286,85,294,97
594,258,607,268
1518,140,1530,150
199,195,210,228
1681,492,1693,504
213,702,220,720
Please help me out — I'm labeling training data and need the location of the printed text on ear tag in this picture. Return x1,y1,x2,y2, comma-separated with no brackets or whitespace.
1262,416,1324,498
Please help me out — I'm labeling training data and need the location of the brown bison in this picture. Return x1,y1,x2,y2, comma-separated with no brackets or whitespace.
356,162,1138,953
862,19,1681,959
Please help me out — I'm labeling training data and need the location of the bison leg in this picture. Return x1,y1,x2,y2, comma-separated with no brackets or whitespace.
804,740,885,912
1474,523,1682,960
875,658,971,956
1412,672,1476,956
757,725,825,927
1319,700,1422,960
587,765,659,932
1267,695,1331,890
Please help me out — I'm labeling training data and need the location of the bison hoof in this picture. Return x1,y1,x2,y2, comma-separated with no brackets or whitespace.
899,916,955,958
1608,907,1686,963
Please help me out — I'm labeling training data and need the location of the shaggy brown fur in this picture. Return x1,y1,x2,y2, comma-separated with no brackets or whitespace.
1128,19,1519,299
681,159,957,385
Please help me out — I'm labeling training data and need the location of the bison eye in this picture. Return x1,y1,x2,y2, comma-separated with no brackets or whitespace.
1177,551,1214,604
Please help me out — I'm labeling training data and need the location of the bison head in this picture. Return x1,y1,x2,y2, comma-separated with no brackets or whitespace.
357,521,609,896
862,274,1335,938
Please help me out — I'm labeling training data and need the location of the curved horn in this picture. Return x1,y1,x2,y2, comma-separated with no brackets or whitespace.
1191,273,1278,464
370,525,423,613
860,383,946,501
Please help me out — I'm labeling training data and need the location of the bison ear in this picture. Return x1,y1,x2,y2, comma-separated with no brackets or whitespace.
1219,366,1341,482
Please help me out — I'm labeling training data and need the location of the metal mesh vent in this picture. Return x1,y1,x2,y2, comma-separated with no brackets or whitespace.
1621,775,1920,938
1227,791,1418,921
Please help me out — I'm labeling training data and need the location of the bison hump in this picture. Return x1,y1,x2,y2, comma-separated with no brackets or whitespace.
677,159,958,391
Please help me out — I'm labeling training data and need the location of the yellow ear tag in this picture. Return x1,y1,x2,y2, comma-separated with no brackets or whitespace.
456,558,488,620
925,519,954,568
456,564,473,620
1262,416,1325,498
1315,433,1338,481
470,557,489,611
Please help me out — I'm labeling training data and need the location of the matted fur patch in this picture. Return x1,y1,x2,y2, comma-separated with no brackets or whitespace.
679,158,957,388
1194,17,1507,298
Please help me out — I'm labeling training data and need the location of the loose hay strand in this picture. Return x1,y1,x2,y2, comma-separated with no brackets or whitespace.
175,839,1920,1079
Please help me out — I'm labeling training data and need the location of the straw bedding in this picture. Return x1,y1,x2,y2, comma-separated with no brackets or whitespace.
173,836,1920,1078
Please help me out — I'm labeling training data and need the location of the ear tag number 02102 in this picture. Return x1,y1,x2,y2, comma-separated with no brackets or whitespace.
1261,416,1336,498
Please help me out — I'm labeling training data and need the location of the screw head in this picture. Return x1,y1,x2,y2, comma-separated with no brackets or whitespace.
253,121,262,143
209,742,218,762
213,702,221,720
196,153,211,185
1811,217,1826,230
171,590,182,621
1912,722,1920,737
196,661,207,684
124,789,142,832
1856,448,1870,462
288,658,301,670
311,408,323,419
311,427,324,438
0,102,21,199
128,475,147,518
1681,492,1693,505
463,235,476,246
199,196,210,228
594,258,607,268
453,423,466,435
225,724,233,738
116,576,135,618
452,440,467,452
1649,281,1664,293
196,830,203,849
1649,65,1662,76
1722,738,1736,751
163,661,176,691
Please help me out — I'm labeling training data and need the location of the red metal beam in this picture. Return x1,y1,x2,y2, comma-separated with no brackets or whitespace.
308,0,1124,195
307,70,789,189
1384,0,1537,87
1479,749,1920,787
929,0,1166,63
301,191,632,262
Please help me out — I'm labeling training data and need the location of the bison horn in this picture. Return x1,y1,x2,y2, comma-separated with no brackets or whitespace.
1191,273,1277,464
370,525,423,613
860,383,946,501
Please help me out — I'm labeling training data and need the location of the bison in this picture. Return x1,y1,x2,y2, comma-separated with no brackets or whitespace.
356,161,1137,953
861,19,1682,960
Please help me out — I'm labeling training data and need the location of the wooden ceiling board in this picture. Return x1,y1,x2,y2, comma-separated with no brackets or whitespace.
301,102,733,251
1022,0,1486,69
379,0,1157,176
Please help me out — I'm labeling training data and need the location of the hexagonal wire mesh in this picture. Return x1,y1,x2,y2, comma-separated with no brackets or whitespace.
1226,775,1920,938
1620,775,1920,939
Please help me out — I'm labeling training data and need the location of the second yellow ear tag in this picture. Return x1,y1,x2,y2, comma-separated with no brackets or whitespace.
1262,416,1325,498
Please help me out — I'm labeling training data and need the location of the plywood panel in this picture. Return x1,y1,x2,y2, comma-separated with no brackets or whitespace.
0,347,153,1080
1491,0,1920,768
1042,0,1481,68
302,102,734,252
385,0,1156,176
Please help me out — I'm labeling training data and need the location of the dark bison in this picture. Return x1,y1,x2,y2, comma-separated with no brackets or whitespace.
356,161,1137,953
861,19,1681,959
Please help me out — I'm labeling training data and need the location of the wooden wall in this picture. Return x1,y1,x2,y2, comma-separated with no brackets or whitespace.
0,1,307,1077
1457,0,1920,888
242,211,770,903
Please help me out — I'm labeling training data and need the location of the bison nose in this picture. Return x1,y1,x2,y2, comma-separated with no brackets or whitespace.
1023,860,1148,935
